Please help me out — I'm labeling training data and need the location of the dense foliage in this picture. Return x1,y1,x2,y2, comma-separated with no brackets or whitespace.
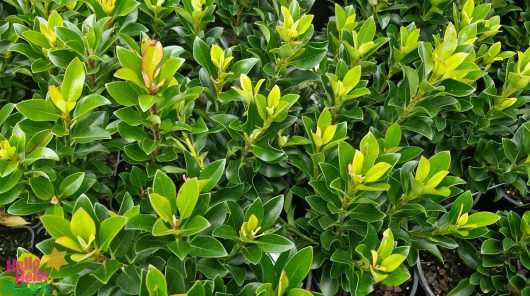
0,0,529,295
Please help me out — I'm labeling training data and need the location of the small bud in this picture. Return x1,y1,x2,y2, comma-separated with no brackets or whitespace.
51,196,59,205
99,0,117,16
321,125,337,145
141,39,164,89
240,214,261,240
0,140,17,161
210,45,225,70
278,135,288,147
66,1,77,10
267,85,281,108
266,106,275,117
312,127,323,149
191,0,205,12
350,149,365,177
457,212,469,226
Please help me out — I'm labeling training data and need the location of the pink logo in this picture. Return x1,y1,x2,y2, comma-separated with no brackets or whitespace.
5,257,49,284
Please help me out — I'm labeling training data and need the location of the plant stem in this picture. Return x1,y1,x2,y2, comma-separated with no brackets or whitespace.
311,146,321,179
279,217,319,246
87,59,97,88
312,160,319,179
241,120,271,160
378,66,397,94
64,113,71,147
183,132,204,170
393,88,425,126
225,242,242,261
234,0,250,33
149,105,160,161
335,198,353,236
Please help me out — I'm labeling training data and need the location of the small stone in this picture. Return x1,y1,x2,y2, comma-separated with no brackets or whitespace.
440,279,448,291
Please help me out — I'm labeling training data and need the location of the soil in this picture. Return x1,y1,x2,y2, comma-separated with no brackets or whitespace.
372,276,417,296
333,275,418,296
420,249,473,296
0,228,34,268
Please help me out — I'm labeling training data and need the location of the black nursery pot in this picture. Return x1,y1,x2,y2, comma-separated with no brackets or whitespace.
416,259,435,296
408,269,420,296
472,185,527,213
498,190,525,207
415,249,474,296
0,225,35,263
443,192,482,210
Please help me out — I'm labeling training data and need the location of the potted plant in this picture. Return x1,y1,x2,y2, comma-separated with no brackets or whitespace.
0,0,528,295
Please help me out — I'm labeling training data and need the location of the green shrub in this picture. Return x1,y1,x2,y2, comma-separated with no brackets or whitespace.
0,0,528,295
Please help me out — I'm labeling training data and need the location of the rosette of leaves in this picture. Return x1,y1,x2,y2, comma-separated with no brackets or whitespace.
15,57,111,148
385,22,483,139
349,228,410,294
322,63,370,120
147,174,209,241
213,195,294,264
192,39,259,97
453,0,501,42
1,98,102,215
108,37,198,162
327,4,389,67
469,123,530,196
290,131,398,291
126,168,226,248
408,191,500,262
206,81,301,201
387,150,464,215
299,108,345,179
175,0,217,37
263,2,327,74
40,206,128,263
34,198,141,295
256,247,314,296
1,0,530,295
448,211,530,295
467,47,530,143
11,9,121,85
48,14,123,88
0,125,58,206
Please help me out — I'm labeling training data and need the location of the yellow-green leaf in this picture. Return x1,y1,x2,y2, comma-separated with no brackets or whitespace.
177,177,200,220
415,157,430,183
141,39,164,87
149,193,173,224
364,162,391,183
70,208,96,244
379,254,406,273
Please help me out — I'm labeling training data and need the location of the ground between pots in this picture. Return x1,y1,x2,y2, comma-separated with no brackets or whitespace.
420,249,473,296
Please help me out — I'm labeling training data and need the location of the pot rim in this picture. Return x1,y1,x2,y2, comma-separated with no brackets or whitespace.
497,190,525,207
444,183,505,209
415,259,435,296
409,265,420,296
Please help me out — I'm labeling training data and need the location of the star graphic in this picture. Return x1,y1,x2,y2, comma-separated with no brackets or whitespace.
43,248,67,271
